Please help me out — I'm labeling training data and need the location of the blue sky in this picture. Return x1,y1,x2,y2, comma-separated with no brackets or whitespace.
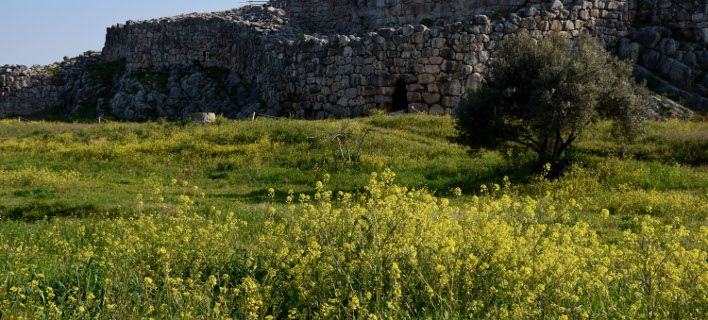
0,0,248,66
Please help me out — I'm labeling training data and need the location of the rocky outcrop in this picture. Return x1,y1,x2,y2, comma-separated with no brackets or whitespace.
617,26,708,112
0,56,262,121
102,5,294,118
615,0,708,112
107,65,261,120
644,94,696,120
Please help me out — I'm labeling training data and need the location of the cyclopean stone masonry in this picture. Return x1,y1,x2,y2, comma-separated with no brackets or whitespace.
618,1,708,110
0,53,102,118
100,0,635,118
268,0,528,34
636,0,708,44
1,0,705,119
102,6,294,118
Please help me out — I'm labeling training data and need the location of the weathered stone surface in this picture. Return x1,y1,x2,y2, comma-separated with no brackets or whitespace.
617,38,641,62
549,0,565,12
621,22,707,111
658,58,693,89
644,95,695,120
658,38,678,55
0,52,102,119
635,65,708,111
191,112,217,123
630,27,664,48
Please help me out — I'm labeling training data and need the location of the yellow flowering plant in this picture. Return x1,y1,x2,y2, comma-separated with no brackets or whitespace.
0,170,705,319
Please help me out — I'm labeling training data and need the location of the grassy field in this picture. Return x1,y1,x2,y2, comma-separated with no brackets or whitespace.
0,115,706,318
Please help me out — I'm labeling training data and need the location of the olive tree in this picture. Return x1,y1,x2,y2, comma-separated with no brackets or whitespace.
456,34,646,167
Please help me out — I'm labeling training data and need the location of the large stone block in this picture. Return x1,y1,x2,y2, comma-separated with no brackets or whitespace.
191,112,217,123
658,57,694,89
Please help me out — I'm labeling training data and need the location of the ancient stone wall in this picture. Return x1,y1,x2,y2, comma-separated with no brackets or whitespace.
102,6,294,115
101,1,633,118
0,66,58,118
270,0,635,39
2,0,706,119
0,53,102,118
270,0,527,33
636,0,708,44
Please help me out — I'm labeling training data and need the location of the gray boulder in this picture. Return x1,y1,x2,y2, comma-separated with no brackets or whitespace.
645,95,695,120
191,112,217,123
658,38,678,56
657,57,693,89
617,38,641,62
630,26,671,48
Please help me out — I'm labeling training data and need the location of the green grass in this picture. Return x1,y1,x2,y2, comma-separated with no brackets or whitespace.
0,115,706,318
0,115,705,228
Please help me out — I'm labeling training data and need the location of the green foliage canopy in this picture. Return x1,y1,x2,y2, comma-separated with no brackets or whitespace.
456,34,646,166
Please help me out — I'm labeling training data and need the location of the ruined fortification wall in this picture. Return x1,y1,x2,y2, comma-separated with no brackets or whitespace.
2,0,705,119
270,0,634,41
102,6,295,115
270,0,527,33
101,1,633,118
0,53,102,118
0,66,59,118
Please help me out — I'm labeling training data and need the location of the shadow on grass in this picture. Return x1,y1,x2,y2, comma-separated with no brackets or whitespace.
575,137,708,167
0,202,123,222
212,186,367,204
220,154,543,203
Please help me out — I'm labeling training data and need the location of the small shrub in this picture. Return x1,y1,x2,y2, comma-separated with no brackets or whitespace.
45,65,63,77
309,122,374,166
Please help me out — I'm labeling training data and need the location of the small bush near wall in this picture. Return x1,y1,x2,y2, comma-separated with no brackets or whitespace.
456,34,646,168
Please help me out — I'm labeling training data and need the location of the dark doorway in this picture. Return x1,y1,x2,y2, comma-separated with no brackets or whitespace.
391,79,408,112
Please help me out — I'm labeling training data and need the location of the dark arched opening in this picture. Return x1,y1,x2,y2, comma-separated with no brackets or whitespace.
390,79,408,113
